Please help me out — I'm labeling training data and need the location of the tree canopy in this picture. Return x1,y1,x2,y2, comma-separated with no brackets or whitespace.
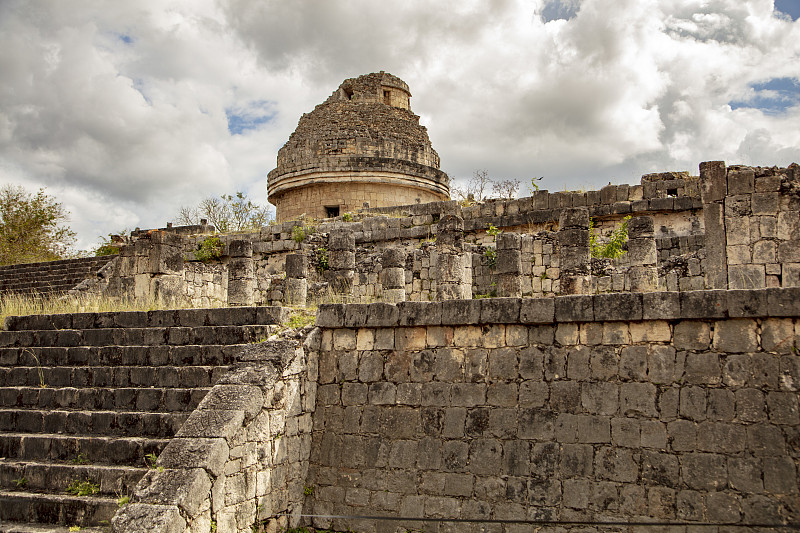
0,185,76,266
176,192,272,233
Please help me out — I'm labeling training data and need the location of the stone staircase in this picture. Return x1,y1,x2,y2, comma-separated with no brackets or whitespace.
0,307,285,531
0,257,114,296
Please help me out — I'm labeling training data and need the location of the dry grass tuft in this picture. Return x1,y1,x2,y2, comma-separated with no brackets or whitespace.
0,291,198,330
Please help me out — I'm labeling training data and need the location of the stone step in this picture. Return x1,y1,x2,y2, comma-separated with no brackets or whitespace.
4,306,287,331
0,490,117,527
0,410,188,438
0,365,227,388
0,325,275,348
0,344,246,368
0,460,145,496
0,387,209,412
0,521,108,533
0,433,168,466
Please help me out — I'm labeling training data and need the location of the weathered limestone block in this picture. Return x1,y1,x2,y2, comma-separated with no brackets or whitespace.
728,264,765,290
228,278,255,307
285,254,308,279
436,214,464,250
111,503,186,533
627,215,658,292
558,208,590,293
228,252,255,306
324,269,354,293
381,267,406,289
284,278,307,306
382,248,407,268
328,250,355,270
700,161,728,289
134,468,212,516
229,239,253,258
328,229,355,251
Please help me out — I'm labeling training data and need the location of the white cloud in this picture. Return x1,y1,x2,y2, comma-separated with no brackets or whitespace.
0,0,798,250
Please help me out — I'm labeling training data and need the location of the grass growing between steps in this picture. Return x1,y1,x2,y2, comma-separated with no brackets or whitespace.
0,291,201,329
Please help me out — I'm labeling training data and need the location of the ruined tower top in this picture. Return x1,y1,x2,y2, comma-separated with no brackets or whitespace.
267,72,450,221
325,71,412,110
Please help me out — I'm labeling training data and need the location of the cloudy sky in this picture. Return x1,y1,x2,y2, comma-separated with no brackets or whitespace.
1,0,799,251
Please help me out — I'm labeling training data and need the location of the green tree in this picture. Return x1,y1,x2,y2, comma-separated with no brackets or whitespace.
0,185,76,266
176,192,272,233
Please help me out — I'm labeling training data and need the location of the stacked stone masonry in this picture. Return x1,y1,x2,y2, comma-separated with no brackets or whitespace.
267,72,450,221
1,289,799,531
306,290,800,531
84,162,798,309
0,306,288,531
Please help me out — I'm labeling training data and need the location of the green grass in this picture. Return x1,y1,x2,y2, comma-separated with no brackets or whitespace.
65,478,99,496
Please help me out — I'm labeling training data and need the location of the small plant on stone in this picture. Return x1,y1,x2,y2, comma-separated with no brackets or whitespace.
484,247,497,269
66,478,99,496
342,212,353,222
303,485,314,496
195,236,223,262
315,247,329,273
530,176,544,193
486,223,502,237
589,215,631,259
292,225,309,243
70,452,90,465
210,519,217,532
22,348,46,388
69,527,81,532
286,309,316,329
13,477,27,489
117,495,130,507
144,452,163,471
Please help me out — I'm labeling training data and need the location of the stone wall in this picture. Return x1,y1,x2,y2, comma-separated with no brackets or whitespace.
112,337,317,533
81,161,799,309
184,261,227,308
305,289,800,531
271,179,448,224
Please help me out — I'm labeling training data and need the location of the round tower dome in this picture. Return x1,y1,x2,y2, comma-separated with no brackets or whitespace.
267,72,450,221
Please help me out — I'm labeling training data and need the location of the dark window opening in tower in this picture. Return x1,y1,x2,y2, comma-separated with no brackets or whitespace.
325,205,340,218
383,90,391,105
344,87,353,100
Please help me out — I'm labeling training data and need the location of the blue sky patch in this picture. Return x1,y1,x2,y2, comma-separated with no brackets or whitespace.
541,0,580,22
118,33,133,44
730,77,800,114
775,0,800,20
226,100,276,135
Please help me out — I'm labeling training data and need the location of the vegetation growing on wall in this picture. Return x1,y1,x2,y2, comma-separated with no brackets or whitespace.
590,215,631,259
194,236,223,262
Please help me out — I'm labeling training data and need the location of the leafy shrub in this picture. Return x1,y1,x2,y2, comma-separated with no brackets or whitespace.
484,247,497,268
292,225,316,243
195,236,223,262
342,212,353,222
315,247,329,273
590,215,631,259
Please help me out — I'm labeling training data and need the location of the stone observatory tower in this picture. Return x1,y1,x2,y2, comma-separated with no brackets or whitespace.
267,71,450,221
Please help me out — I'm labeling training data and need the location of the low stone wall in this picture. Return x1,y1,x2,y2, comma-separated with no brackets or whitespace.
112,338,317,533
304,289,800,531
67,161,799,308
